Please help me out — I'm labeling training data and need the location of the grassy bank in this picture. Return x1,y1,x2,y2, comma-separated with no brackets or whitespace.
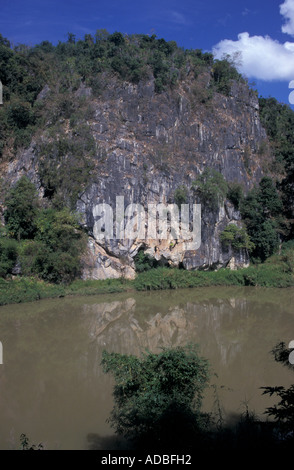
1,245,294,306
134,264,294,291
0,277,133,306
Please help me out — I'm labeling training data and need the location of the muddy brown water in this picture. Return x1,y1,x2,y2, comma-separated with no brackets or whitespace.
0,286,293,449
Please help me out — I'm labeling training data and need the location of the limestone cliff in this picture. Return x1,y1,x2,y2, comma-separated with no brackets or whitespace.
3,71,270,279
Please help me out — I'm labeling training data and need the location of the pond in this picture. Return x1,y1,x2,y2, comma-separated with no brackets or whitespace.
0,286,293,449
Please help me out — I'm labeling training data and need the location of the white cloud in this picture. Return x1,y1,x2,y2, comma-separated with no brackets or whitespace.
213,32,294,81
212,1,294,81
281,0,294,36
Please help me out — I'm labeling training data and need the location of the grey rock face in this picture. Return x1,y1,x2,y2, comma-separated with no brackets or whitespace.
76,76,267,278
3,75,270,279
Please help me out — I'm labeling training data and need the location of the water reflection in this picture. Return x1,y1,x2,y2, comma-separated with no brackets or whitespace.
0,287,293,449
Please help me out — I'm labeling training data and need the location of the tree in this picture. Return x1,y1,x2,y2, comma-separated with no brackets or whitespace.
192,168,228,211
240,177,283,261
261,342,294,444
220,223,255,252
101,344,210,450
174,185,188,207
227,182,244,210
212,57,242,95
257,176,283,218
0,237,18,278
32,208,86,283
4,176,39,240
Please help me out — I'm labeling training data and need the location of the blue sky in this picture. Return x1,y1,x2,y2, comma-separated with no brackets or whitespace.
1,0,294,106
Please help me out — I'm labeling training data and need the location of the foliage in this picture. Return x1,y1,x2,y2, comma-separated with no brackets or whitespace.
174,185,189,206
211,57,243,95
220,224,255,252
134,247,294,291
0,31,244,158
0,237,18,277
19,433,43,450
37,127,95,209
18,208,86,283
192,168,228,211
227,182,244,210
134,249,159,273
101,345,211,449
4,176,39,240
259,97,294,236
1,241,294,305
2,176,87,283
0,276,132,306
240,177,283,261
261,342,294,441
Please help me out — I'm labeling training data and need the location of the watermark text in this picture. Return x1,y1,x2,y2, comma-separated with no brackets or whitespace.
93,197,201,250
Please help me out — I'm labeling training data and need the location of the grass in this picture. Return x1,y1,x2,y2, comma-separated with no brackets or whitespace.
0,277,133,306
1,244,294,306
133,264,294,291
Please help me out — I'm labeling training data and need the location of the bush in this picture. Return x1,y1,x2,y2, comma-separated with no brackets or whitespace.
220,224,255,252
134,249,159,273
7,100,36,129
4,176,39,240
261,342,294,442
212,57,242,95
174,185,189,206
192,168,228,211
227,182,244,210
0,237,18,277
101,344,210,450
33,208,86,283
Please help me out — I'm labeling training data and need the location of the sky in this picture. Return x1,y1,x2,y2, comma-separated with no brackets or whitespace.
1,0,294,107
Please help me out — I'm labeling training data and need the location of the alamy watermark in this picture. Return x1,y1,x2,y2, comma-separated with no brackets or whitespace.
0,341,3,364
289,340,294,365
93,196,201,250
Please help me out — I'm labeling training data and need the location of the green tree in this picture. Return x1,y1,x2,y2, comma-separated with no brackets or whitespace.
101,344,210,450
134,249,159,272
212,57,242,95
32,208,86,283
220,223,255,252
174,185,188,207
261,342,294,443
227,182,244,210
0,237,18,277
240,177,283,261
257,176,283,218
192,168,228,211
4,176,39,240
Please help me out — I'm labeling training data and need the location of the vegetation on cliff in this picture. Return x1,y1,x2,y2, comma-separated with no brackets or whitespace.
1,175,87,283
1,30,294,289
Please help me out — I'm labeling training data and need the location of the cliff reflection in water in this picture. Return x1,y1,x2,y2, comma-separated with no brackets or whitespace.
82,288,294,415
0,287,293,449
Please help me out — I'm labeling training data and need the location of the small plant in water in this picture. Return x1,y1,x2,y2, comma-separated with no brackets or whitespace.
19,433,44,450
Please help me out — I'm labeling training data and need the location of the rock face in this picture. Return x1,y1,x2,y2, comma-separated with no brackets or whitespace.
4,74,269,279
76,75,267,278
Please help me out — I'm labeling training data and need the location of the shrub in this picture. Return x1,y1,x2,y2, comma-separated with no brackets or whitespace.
220,224,255,252
134,250,158,273
4,176,39,240
227,182,244,210
101,344,210,450
192,168,228,211
0,237,18,277
174,185,189,206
